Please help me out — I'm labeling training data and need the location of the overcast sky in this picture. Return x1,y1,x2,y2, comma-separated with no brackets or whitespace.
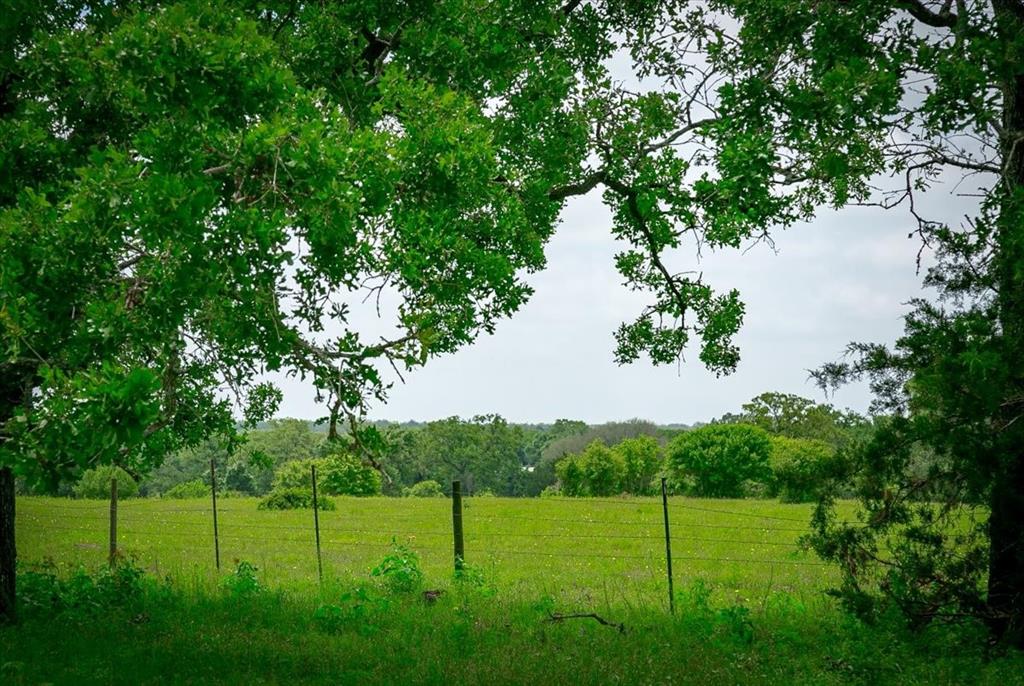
264,30,989,428
268,175,978,426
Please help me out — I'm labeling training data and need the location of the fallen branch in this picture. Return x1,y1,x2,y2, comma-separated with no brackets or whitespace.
546,612,626,634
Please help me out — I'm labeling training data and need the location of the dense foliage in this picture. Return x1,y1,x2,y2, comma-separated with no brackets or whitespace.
163,479,210,499
767,436,834,504
402,480,445,498
667,424,772,498
258,488,335,511
72,465,139,500
554,436,665,497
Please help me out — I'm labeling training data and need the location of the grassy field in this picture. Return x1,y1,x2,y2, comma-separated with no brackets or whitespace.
15,495,838,605
5,496,1023,684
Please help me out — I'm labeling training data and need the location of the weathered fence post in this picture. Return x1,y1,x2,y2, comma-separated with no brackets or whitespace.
451,480,465,571
108,475,118,567
311,464,323,583
210,458,220,571
661,477,675,614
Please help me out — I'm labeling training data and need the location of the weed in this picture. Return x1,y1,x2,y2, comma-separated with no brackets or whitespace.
370,540,423,594
313,587,391,636
220,560,263,599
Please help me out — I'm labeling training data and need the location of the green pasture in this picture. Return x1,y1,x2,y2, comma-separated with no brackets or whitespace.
7,496,1024,685
17,495,838,606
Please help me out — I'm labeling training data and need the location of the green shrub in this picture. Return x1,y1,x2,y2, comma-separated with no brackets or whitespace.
72,465,139,499
163,479,210,499
319,452,382,496
539,485,561,498
667,424,772,498
18,560,146,619
273,454,381,496
403,480,445,498
271,459,318,491
257,487,336,511
769,436,833,503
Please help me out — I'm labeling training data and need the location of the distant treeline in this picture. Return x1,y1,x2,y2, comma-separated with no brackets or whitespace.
52,391,915,502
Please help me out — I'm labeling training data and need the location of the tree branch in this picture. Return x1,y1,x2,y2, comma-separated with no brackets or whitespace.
547,170,608,201
895,0,959,28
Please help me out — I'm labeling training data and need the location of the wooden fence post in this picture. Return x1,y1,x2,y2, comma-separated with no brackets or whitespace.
661,477,675,614
210,459,220,571
108,475,118,567
311,464,323,583
452,480,465,571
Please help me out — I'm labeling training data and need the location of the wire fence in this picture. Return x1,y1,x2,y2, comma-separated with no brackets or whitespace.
18,469,839,612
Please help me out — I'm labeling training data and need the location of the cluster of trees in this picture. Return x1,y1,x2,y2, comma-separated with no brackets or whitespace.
555,437,663,497
100,415,674,500
546,393,866,502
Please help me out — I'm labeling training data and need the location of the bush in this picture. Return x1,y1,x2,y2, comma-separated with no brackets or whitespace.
272,454,382,497
258,487,336,511
615,436,663,495
319,452,382,496
403,480,445,498
667,424,772,498
769,436,833,503
18,559,146,619
539,485,561,498
72,465,139,499
163,479,210,499
271,459,319,491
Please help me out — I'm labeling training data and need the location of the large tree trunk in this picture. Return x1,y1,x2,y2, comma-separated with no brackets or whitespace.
0,466,13,624
988,0,1024,646
0,368,27,624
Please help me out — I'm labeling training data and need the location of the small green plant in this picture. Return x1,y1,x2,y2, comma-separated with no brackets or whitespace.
258,487,336,510
17,558,146,619
453,562,496,597
220,560,263,599
370,541,424,594
313,586,391,636
715,605,755,646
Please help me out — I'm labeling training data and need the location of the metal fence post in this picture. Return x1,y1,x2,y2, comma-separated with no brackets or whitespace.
661,477,675,614
312,464,323,583
452,480,465,570
108,475,118,567
210,459,221,571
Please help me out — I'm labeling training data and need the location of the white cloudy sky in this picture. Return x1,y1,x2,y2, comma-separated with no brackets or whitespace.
269,174,979,426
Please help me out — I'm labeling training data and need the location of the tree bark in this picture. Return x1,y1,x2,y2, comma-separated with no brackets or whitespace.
0,466,13,624
987,0,1024,646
